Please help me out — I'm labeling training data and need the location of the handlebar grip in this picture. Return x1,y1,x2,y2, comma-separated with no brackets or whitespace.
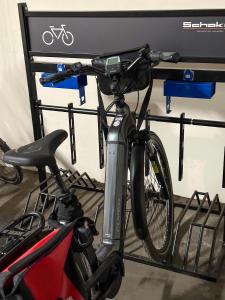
39,69,72,85
150,51,180,63
159,52,180,63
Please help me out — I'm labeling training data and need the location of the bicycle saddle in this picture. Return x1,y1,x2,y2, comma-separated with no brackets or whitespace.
3,130,68,167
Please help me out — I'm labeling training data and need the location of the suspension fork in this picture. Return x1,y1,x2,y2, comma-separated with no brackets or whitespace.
130,129,170,241
130,130,149,240
147,140,170,199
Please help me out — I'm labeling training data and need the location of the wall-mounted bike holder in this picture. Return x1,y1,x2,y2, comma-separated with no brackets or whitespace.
22,171,225,282
68,103,76,164
164,78,216,114
97,106,105,169
179,113,185,181
18,3,225,281
41,66,87,105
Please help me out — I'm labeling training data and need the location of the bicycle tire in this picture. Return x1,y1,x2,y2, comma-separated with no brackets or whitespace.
130,131,173,262
0,138,23,184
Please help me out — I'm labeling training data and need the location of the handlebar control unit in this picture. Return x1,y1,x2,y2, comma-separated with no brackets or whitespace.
39,44,180,96
105,56,121,75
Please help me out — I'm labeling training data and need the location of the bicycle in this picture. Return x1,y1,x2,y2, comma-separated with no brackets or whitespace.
42,25,74,46
0,44,179,299
0,138,23,184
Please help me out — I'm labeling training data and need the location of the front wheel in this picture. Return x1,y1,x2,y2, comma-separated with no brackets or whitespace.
130,131,173,261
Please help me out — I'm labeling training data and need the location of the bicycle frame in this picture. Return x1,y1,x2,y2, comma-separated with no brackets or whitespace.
97,102,136,260
96,100,172,265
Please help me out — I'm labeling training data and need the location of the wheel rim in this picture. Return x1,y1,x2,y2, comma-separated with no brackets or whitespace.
0,148,18,182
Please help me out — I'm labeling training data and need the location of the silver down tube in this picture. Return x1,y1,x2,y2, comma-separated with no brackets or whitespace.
102,103,135,253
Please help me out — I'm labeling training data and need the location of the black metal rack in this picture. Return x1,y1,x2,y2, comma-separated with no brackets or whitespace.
22,172,225,282
124,191,225,281
17,2,225,281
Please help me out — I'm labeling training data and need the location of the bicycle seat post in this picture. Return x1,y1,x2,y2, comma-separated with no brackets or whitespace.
49,163,69,194
48,162,84,226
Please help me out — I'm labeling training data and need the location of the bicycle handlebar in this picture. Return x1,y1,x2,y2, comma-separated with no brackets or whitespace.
40,69,74,85
149,51,180,63
39,46,180,86
126,50,179,72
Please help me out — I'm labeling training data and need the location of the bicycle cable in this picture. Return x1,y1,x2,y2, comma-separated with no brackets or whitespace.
105,100,117,113
134,90,140,113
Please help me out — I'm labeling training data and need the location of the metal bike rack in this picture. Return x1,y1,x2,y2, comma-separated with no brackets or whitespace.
17,3,225,282
23,169,103,219
124,191,225,281
23,173,225,282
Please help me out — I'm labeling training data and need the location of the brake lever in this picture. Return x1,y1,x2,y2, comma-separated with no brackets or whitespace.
126,45,150,72
71,62,83,74
126,56,143,72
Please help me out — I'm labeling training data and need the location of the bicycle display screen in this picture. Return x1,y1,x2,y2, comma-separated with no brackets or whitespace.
105,56,121,74
106,57,120,66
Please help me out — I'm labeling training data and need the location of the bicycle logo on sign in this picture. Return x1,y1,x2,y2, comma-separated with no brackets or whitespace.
42,25,74,46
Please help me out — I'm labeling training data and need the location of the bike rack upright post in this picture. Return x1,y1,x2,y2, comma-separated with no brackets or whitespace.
18,3,47,192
